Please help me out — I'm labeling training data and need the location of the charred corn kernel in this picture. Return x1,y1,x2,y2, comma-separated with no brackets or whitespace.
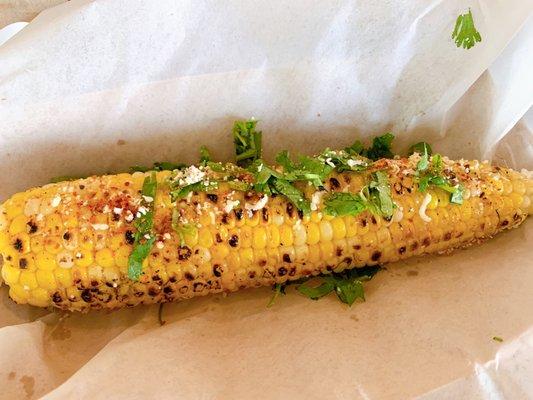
29,288,50,307
0,157,529,311
9,214,28,235
95,248,114,268
279,225,293,246
331,218,346,240
20,271,38,290
36,269,57,290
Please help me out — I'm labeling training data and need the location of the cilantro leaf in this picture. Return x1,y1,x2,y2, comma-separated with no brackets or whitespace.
452,9,482,50
171,209,197,247
324,192,367,217
367,171,395,218
171,181,219,200
233,119,262,167
297,280,335,300
275,150,295,172
199,145,211,165
267,283,285,308
364,133,395,160
128,172,157,280
271,179,311,214
409,142,433,156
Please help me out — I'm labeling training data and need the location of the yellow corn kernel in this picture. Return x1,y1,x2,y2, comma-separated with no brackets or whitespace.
35,251,57,271
310,211,322,223
279,224,294,246
63,215,79,228
44,237,62,254
266,247,280,263
9,214,28,235
227,251,241,269
36,269,57,290
55,268,72,287
344,217,358,238
427,192,439,210
0,231,9,249
376,228,391,245
79,231,95,250
2,264,21,284
357,217,370,235
108,234,125,250
74,249,94,267
267,225,280,247
19,271,38,290
9,285,29,304
512,179,526,195
252,226,268,249
66,286,81,302
362,231,377,247
29,288,51,307
45,214,63,235
4,201,23,219
294,245,309,263
29,235,44,253
240,248,254,267
292,223,307,246
319,220,333,242
331,218,346,240
305,222,320,245
115,245,130,268
95,248,115,268
308,245,321,263
319,241,334,261
197,228,214,248
509,192,524,208
246,210,261,227
12,233,31,254
254,249,268,266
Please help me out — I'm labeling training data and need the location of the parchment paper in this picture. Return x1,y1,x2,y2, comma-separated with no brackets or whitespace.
0,1,532,399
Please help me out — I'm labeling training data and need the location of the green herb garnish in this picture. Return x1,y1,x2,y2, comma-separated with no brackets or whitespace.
267,283,285,308
408,142,433,156
345,133,395,161
452,9,482,50
128,172,157,280
130,162,185,173
324,193,367,217
297,266,381,306
492,336,503,343
171,181,219,200
271,179,311,215
171,209,197,247
199,145,211,165
233,119,262,167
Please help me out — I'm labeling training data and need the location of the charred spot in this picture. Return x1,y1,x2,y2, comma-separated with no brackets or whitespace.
194,249,200,255
125,230,135,245
79,184,85,190
63,231,71,241
148,287,160,296
282,254,291,263
90,280,99,287
336,247,343,257
297,209,304,219
406,187,412,193
105,282,115,288
278,267,287,276
184,272,195,281
13,238,23,252
213,265,223,277
215,233,222,243
234,209,244,220
152,274,161,282
81,289,92,303
371,251,382,261
344,175,351,183
177,246,192,260
513,213,521,222
262,207,269,222
248,271,257,279
193,282,204,292
163,286,174,294
422,237,430,247
353,244,361,250
207,194,218,203
5,255,11,261
134,291,144,297
326,265,334,271
288,267,297,276
398,246,406,255
329,177,341,189
444,232,452,241
501,220,509,227
480,223,485,230
343,257,352,264
360,219,367,228
221,213,229,224
286,203,294,218
52,292,62,303
411,242,419,251
19,258,28,269
228,235,239,247
26,221,38,234
258,259,267,267
371,216,377,225
169,276,177,283
112,212,120,221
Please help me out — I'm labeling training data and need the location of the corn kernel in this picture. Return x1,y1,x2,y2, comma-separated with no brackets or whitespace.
2,264,21,284
292,223,307,246
253,226,268,249
93,248,114,268
5,201,23,219
36,269,57,290
74,249,94,267
115,245,130,268
279,224,294,246
267,225,280,247
9,214,28,235
35,251,57,271
44,238,62,254
29,288,51,307
55,268,72,287
108,234,125,250
331,218,346,239
19,271,38,290
344,217,358,237
240,248,254,267
319,220,333,242
319,241,334,261
9,285,29,303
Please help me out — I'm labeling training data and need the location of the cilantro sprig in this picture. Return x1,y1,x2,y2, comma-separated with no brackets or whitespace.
346,132,395,161
452,9,482,50
128,172,157,280
233,119,262,167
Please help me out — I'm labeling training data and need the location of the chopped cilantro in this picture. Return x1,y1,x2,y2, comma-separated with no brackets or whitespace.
297,266,381,306
199,145,211,165
492,336,503,343
415,151,464,204
271,179,311,215
452,9,482,50
131,162,185,173
171,209,197,247
408,142,433,156
267,283,285,308
128,172,157,280
367,171,395,218
171,181,219,200
364,133,395,160
233,119,262,167
324,193,367,217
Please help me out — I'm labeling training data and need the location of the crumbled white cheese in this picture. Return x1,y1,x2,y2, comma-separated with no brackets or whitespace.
51,195,61,208
92,223,109,230
245,195,269,212
177,165,206,186
102,205,110,213
347,159,365,168
142,195,154,203
24,198,41,216
419,193,432,223
163,233,171,240
391,206,403,223
224,199,240,214
125,211,134,222
156,241,164,249
310,191,324,211
144,234,151,240
113,207,123,214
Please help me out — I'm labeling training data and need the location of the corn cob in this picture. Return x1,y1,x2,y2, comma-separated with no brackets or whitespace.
0,156,531,311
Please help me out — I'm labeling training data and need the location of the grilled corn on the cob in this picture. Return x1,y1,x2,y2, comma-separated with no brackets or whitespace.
0,155,531,311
